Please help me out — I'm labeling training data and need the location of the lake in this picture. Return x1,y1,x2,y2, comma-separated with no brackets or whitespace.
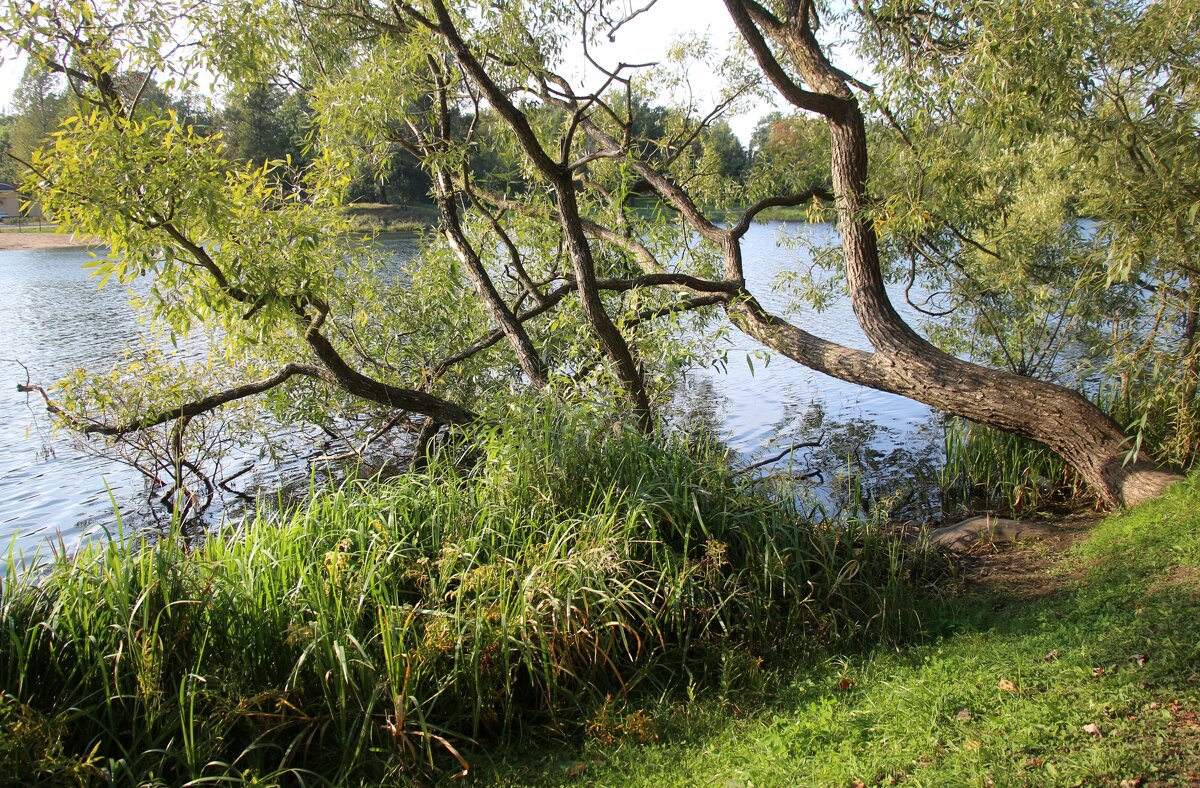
0,222,938,559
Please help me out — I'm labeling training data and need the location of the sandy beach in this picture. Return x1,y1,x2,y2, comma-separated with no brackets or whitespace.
0,231,102,250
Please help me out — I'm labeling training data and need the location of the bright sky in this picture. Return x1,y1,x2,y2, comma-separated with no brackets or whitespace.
0,49,27,114
568,0,779,140
0,0,868,142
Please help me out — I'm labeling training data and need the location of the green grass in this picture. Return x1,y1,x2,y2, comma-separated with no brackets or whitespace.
485,474,1200,786
0,414,947,785
343,202,439,233
6,419,1195,786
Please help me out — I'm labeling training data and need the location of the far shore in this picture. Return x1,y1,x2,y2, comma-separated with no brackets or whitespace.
0,230,102,250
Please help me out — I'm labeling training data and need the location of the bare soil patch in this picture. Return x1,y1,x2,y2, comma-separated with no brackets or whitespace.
957,512,1101,602
0,231,101,250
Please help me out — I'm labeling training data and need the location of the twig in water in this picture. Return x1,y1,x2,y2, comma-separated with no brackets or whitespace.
734,434,824,477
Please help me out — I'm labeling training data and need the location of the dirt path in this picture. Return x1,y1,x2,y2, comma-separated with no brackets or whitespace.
0,231,102,250
957,512,1100,601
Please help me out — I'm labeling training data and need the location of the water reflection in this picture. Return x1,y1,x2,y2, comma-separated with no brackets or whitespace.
0,246,319,558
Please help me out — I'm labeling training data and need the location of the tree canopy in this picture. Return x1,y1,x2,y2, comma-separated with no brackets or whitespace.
1,0,1195,511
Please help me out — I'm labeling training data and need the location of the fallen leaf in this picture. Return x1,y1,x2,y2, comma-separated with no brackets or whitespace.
851,781,866,788
998,678,1018,692
836,678,855,691
1082,723,1102,736
964,740,981,751
1093,666,1107,677
1130,654,1148,667
956,708,973,721
1023,757,1044,768
1188,673,1200,683
564,762,586,778
1120,778,1144,787
1135,607,1145,617
1148,702,1161,710
1044,649,1060,661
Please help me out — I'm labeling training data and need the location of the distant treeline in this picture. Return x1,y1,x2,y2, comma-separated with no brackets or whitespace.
0,63,828,208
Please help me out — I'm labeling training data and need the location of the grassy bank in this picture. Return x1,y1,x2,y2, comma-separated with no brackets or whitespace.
0,417,946,785
489,475,1200,786
344,202,439,233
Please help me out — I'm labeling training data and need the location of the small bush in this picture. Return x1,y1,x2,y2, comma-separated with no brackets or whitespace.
0,696,103,786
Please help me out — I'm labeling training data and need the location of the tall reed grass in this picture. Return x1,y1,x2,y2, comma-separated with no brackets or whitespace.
940,417,1085,516
0,414,948,784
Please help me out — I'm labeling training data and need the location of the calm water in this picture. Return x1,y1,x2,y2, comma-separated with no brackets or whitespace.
689,222,933,451
681,222,940,516
0,223,938,558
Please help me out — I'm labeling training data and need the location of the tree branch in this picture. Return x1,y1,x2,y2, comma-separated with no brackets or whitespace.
722,0,851,118
729,188,834,239
19,362,327,436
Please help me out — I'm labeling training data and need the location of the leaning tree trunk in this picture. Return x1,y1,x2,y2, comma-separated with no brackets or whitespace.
828,115,1178,507
727,295,1179,507
433,172,549,388
723,0,1181,507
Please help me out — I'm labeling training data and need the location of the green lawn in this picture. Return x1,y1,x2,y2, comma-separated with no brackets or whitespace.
483,477,1200,786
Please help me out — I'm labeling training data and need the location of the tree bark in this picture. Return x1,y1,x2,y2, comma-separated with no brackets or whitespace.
553,175,653,424
424,0,652,424
302,318,477,426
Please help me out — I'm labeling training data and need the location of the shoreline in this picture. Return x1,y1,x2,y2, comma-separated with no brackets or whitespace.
0,231,102,250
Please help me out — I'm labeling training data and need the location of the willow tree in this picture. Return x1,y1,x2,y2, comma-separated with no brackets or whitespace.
0,0,1187,508
856,0,1200,468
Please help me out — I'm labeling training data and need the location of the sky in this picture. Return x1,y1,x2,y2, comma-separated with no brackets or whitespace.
0,50,27,114
0,0,869,142
562,0,782,140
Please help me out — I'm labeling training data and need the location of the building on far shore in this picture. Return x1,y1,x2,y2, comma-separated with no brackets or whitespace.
0,182,43,221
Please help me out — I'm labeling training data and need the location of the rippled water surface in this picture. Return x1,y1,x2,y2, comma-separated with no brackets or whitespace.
0,224,939,558
0,245,152,558
690,222,933,452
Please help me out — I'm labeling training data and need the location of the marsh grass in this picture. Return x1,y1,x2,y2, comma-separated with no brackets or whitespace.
940,417,1086,516
0,414,948,784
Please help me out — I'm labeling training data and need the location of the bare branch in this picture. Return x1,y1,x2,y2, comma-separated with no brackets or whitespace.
729,188,834,239
733,435,824,476
569,148,623,170
722,0,851,118
18,362,327,437
623,294,727,329
600,0,659,41
595,272,737,295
